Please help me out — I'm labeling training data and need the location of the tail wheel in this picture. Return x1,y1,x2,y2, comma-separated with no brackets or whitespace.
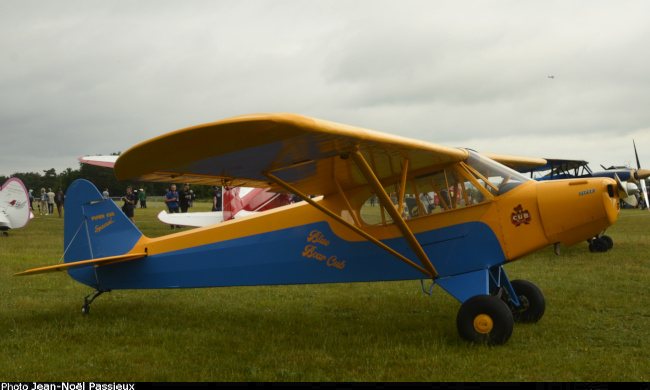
509,279,546,323
457,295,514,345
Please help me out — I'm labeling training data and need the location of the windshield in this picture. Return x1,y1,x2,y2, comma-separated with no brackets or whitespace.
463,151,532,196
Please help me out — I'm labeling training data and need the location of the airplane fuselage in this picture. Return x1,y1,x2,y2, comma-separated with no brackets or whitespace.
67,171,618,303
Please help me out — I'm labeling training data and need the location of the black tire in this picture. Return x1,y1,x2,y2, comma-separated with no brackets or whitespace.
456,295,514,345
509,279,545,323
589,237,608,252
601,235,614,250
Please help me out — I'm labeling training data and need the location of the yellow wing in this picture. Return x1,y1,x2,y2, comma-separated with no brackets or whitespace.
480,152,548,173
114,114,468,195
115,113,469,196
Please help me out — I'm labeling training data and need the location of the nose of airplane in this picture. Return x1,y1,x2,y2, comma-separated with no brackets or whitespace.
635,169,650,182
536,178,619,247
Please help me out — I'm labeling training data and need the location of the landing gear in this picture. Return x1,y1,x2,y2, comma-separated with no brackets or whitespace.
600,235,614,249
588,234,613,252
81,289,110,314
448,267,547,345
456,295,514,345
588,237,608,252
509,279,545,323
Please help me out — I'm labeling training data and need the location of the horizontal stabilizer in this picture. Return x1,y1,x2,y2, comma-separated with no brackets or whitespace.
14,252,147,276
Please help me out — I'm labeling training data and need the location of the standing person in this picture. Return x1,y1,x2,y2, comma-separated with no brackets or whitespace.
29,189,34,210
102,188,109,200
133,190,139,208
165,184,180,229
47,188,55,215
121,186,136,223
212,186,222,212
179,183,192,213
40,188,48,215
54,188,65,218
139,189,147,208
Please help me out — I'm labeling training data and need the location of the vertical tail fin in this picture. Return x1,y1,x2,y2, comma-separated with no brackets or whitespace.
64,179,143,264
0,178,32,230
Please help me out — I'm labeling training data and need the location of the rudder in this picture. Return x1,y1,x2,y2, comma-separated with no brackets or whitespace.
64,179,143,264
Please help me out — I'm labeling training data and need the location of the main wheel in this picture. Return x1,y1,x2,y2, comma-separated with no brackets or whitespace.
456,295,514,345
589,237,608,252
509,279,545,323
600,235,614,250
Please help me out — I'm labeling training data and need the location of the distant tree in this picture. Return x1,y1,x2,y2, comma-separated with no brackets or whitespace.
11,171,43,192
41,168,58,191
59,167,80,190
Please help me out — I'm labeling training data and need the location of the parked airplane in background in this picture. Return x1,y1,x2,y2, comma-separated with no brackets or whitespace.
157,187,293,227
0,178,34,236
19,113,624,345
493,140,649,206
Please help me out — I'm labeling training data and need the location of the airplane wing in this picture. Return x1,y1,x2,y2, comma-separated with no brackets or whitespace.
483,155,589,177
78,155,119,168
526,158,589,174
157,210,224,227
114,113,470,197
479,153,547,173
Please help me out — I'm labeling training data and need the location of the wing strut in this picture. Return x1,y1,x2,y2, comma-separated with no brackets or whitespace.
263,171,433,278
350,151,439,278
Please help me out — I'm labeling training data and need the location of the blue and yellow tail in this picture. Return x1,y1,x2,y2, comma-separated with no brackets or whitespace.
14,179,146,280
63,180,145,288
64,179,142,263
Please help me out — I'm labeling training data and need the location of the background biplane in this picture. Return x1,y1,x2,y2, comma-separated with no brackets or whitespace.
18,113,623,345
490,140,649,208
0,177,33,236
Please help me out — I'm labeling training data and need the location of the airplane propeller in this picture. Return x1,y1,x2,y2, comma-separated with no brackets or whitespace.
615,174,639,206
633,140,650,212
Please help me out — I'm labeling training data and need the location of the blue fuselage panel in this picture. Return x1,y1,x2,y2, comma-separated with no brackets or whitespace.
69,220,506,290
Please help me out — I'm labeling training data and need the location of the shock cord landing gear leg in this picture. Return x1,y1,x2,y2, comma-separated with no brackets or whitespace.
82,289,111,314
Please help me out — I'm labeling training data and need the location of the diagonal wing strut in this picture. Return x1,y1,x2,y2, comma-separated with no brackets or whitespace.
263,172,433,278
350,151,438,278
264,151,438,279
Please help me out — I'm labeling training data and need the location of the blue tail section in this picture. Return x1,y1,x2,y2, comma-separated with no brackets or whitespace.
64,179,143,265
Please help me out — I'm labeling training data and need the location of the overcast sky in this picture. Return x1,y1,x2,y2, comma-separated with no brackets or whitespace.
2,0,650,178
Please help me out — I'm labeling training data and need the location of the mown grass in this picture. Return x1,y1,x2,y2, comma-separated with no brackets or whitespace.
1,203,649,381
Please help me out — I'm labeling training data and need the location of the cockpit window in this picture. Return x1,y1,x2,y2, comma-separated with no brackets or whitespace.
359,151,532,226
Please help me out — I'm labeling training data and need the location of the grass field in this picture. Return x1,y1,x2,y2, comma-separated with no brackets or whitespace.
1,201,649,382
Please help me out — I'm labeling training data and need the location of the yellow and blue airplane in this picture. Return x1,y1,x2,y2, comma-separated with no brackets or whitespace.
16,113,623,345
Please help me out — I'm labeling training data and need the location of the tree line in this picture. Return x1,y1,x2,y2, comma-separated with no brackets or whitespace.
1,155,217,200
